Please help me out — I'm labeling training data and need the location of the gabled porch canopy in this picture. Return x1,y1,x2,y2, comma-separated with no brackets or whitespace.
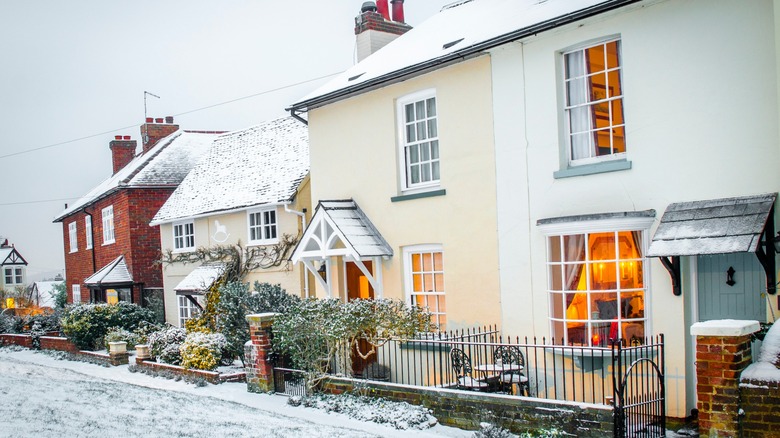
291,200,393,297
84,255,133,287
647,193,777,295
173,263,225,296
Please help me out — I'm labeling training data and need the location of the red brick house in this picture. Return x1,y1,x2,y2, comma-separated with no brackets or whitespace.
53,117,220,305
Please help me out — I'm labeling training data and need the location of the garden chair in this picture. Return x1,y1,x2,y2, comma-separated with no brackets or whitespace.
493,346,530,396
450,347,488,391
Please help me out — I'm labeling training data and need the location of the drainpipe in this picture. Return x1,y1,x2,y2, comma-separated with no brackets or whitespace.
284,203,309,297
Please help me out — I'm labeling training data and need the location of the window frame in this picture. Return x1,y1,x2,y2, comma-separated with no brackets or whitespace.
178,295,201,327
539,215,654,347
102,205,115,245
72,284,81,304
403,244,446,331
172,221,195,252
558,36,629,173
85,216,93,250
4,267,22,285
68,221,78,253
396,89,440,194
247,206,279,246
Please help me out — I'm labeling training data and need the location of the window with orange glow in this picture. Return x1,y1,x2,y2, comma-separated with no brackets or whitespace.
405,245,446,330
563,39,626,164
547,230,646,346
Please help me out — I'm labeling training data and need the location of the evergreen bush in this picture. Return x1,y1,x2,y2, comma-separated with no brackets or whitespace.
180,332,227,371
103,327,141,351
60,303,156,350
147,325,187,365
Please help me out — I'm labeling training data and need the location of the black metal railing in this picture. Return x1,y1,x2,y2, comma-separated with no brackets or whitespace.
612,334,665,437
330,326,664,409
273,367,309,397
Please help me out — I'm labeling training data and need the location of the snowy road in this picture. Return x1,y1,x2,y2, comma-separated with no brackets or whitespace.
0,349,469,438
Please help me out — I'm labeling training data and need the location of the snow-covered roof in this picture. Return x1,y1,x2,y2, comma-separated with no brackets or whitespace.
292,200,393,263
32,280,63,308
151,117,309,225
647,193,777,257
54,131,219,222
84,255,133,286
290,0,633,110
173,263,225,295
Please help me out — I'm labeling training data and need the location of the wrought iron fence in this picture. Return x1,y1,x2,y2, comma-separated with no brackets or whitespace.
331,326,664,409
273,367,309,397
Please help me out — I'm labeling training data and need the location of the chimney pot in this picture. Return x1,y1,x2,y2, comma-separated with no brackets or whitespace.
165,116,174,124
123,135,131,140
145,117,153,123
376,0,390,20
114,135,122,140
391,0,405,23
361,1,377,13
155,118,164,123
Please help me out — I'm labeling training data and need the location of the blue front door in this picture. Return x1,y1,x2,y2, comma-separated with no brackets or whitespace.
697,253,766,321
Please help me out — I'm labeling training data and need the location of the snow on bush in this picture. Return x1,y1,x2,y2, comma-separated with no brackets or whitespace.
288,392,437,430
147,325,187,365
103,327,141,351
60,302,156,350
180,332,227,371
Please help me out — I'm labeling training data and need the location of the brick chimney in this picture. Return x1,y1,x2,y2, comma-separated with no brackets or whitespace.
110,135,137,175
140,116,179,153
355,1,412,62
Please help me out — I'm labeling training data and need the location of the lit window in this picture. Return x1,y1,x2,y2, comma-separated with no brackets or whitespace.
545,230,647,346
178,295,201,327
404,245,446,331
563,38,626,165
398,90,439,191
85,216,93,250
173,221,195,251
72,284,81,304
102,205,115,244
68,222,78,253
248,208,278,244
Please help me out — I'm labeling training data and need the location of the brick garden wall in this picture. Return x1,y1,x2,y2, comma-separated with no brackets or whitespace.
322,377,613,436
739,379,780,436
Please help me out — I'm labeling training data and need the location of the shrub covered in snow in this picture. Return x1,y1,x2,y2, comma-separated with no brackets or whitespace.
103,327,141,351
180,332,227,371
0,313,22,334
216,281,301,366
147,325,187,365
60,302,156,350
288,392,437,430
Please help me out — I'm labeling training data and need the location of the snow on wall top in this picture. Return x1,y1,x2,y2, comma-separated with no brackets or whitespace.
646,193,777,257
53,130,219,222
84,255,133,286
292,0,614,109
741,322,780,384
151,117,309,225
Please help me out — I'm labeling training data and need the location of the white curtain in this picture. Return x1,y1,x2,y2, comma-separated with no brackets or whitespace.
566,51,595,160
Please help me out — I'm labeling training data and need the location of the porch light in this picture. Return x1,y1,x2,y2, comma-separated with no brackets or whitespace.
317,263,327,282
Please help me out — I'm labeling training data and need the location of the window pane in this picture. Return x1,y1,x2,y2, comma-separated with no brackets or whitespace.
590,262,617,290
589,232,616,261
568,105,591,134
607,70,622,97
422,253,432,271
415,101,425,119
605,40,620,70
411,253,422,271
416,121,426,140
427,119,437,138
430,140,439,159
548,236,562,262
565,51,585,78
549,264,563,291
406,124,416,143
408,145,419,163
434,273,444,291
421,143,430,161
586,44,606,73
431,161,440,180
426,98,436,117
564,264,585,291
566,78,588,106
421,164,431,182
612,126,626,154
563,235,585,262
405,104,414,122
413,274,422,292
589,75,607,102
410,166,420,184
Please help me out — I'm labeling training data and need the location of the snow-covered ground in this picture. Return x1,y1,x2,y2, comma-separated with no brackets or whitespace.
0,347,470,438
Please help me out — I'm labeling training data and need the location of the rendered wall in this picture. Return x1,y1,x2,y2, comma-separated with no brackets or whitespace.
491,0,780,418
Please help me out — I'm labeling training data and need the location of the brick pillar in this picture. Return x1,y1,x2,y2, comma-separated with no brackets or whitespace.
691,320,760,437
245,313,278,393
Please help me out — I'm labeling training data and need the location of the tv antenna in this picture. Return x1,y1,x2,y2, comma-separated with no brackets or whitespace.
144,91,161,120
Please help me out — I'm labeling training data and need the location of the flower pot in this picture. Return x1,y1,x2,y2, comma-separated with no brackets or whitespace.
135,344,151,360
108,341,127,354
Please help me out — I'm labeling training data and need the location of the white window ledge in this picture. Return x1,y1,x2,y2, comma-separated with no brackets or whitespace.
554,160,631,179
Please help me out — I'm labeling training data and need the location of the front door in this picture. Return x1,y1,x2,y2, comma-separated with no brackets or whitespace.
346,261,374,376
697,253,766,321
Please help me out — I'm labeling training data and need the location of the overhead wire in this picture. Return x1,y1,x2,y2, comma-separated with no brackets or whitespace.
0,71,342,160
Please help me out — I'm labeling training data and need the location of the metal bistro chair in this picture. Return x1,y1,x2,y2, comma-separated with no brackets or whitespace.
450,347,488,391
493,346,530,396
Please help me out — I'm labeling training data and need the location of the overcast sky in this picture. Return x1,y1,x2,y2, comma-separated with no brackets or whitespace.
0,0,454,282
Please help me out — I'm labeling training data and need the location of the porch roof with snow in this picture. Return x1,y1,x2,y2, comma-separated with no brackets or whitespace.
647,193,777,257
289,0,638,112
54,131,219,222
291,200,393,263
173,263,225,296
151,117,309,225
84,255,133,287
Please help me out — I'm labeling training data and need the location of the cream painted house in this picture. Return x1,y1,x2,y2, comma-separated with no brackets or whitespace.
150,117,311,327
289,0,780,420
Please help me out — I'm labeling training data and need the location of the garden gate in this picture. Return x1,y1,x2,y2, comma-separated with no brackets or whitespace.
612,335,665,438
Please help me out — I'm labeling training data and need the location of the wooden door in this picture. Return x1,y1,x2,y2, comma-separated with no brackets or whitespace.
346,261,374,376
697,253,766,321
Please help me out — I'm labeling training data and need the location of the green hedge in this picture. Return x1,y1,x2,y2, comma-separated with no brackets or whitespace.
60,302,156,350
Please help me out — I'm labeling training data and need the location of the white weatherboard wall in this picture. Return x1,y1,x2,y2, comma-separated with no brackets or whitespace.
307,56,501,329
492,0,779,418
